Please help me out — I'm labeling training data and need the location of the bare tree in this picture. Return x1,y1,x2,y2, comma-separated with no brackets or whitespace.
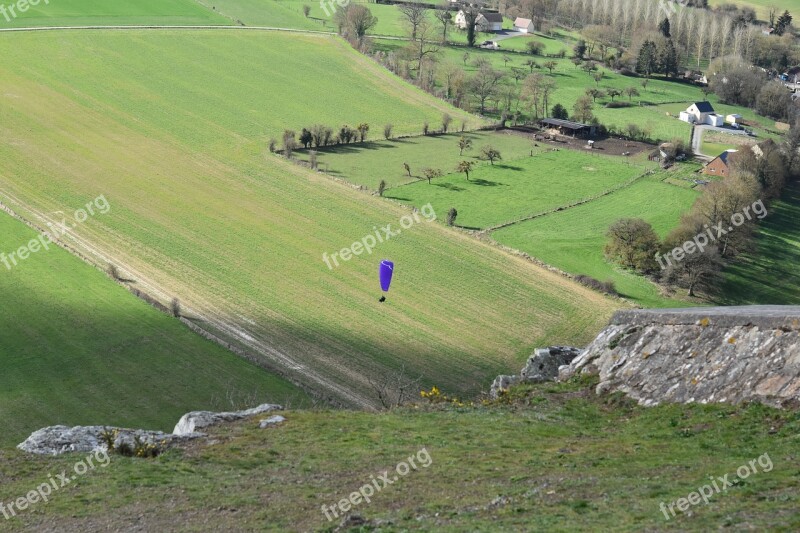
433,5,452,43
367,365,424,409
470,63,504,114
398,0,428,41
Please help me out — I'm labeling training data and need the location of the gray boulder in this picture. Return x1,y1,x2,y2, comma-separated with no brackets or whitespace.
490,346,582,398
173,403,282,435
259,415,286,428
17,426,193,456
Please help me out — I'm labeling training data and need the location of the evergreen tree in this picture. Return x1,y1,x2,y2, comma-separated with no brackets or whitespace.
657,17,671,38
774,10,792,36
636,40,658,77
658,39,679,77
573,39,587,59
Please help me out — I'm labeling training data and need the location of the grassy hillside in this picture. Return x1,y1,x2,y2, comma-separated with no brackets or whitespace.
2,378,798,531
0,30,620,407
717,179,800,305
708,0,800,20
0,211,305,447
492,174,701,307
0,0,230,26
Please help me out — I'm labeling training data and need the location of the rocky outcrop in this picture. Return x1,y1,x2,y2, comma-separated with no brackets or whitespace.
19,404,284,455
259,415,286,429
17,426,196,456
561,306,800,408
173,403,282,435
490,346,582,398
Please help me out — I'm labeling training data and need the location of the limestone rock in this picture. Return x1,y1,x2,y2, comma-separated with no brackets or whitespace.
173,403,282,436
490,346,583,398
564,306,800,408
17,426,193,456
259,415,286,428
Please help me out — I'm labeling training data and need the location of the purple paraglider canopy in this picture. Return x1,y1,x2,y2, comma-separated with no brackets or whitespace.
379,260,394,292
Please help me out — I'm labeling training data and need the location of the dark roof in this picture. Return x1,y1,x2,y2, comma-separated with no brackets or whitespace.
480,12,503,22
716,149,737,165
539,118,591,130
693,101,714,113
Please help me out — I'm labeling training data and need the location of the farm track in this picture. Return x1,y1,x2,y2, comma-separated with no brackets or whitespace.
0,186,376,410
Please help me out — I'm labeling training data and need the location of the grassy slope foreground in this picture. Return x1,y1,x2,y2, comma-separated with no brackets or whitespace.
0,212,304,447
1,379,798,531
0,0,230,26
0,30,620,407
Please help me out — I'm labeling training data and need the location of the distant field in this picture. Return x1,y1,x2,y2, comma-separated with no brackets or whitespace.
718,180,800,305
0,30,621,406
492,174,701,307
300,131,538,189
708,0,800,20
387,150,652,230
0,212,304,446
0,0,229,26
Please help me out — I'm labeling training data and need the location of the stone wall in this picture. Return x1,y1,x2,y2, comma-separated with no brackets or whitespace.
561,306,800,408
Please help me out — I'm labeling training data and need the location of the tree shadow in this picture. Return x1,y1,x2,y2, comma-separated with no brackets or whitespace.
435,183,466,191
471,179,502,186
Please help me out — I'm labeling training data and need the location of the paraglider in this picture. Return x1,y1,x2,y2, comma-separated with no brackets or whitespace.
378,260,393,302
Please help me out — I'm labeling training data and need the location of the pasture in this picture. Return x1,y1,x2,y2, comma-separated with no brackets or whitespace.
0,212,304,446
300,131,538,189
492,173,701,307
386,149,652,230
0,29,621,407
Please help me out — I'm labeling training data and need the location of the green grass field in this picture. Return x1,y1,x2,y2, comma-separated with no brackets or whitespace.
717,179,800,305
2,378,798,531
492,173,701,307
300,131,538,189
0,29,621,407
708,0,800,20
0,0,230,26
387,150,652,230
0,212,305,447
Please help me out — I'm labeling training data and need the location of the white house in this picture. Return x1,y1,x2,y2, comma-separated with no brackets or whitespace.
679,101,723,126
456,10,503,32
513,17,534,33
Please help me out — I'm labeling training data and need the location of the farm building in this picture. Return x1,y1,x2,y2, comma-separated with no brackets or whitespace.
703,149,738,177
513,17,535,33
456,10,503,32
726,113,743,125
679,101,724,126
538,118,596,137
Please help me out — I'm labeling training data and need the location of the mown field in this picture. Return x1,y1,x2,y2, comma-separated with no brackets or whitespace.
387,149,652,230
2,378,798,531
0,29,621,408
0,0,229,26
492,173,701,307
708,0,800,20
0,212,305,447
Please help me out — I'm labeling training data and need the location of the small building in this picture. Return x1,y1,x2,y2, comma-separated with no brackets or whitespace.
455,11,503,32
703,149,738,177
680,101,716,124
726,113,743,125
706,113,725,127
538,118,596,137
513,17,534,33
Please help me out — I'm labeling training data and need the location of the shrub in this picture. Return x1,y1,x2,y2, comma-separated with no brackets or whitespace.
309,150,318,170
446,207,458,226
378,179,386,197
574,275,618,296
268,138,277,153
605,101,632,108
384,123,393,140
423,121,429,135
170,298,181,318
107,264,120,281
